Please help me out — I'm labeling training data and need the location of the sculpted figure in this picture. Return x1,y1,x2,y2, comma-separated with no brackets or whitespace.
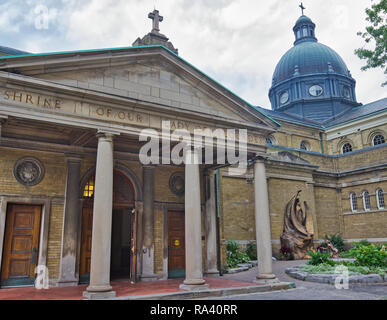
280,190,314,259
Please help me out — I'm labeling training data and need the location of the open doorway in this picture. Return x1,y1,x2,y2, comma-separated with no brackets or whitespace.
79,170,136,283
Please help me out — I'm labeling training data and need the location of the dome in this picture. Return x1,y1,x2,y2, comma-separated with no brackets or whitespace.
272,41,350,85
268,13,358,122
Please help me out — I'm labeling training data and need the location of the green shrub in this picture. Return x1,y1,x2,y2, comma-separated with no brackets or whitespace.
324,233,345,252
300,263,387,278
349,243,387,268
245,242,257,260
226,240,250,268
358,239,372,246
307,250,335,266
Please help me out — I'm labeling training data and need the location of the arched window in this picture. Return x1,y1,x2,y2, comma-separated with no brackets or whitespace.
300,141,310,151
83,175,95,198
342,143,353,154
266,135,276,145
350,192,357,212
373,134,385,146
362,191,370,211
376,188,385,209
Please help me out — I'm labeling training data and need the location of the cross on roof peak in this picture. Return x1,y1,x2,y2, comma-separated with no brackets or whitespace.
148,9,163,33
299,2,306,15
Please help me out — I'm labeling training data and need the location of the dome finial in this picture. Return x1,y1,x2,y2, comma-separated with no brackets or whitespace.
299,2,306,15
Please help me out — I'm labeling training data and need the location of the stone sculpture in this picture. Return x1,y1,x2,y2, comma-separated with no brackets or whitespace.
280,190,314,259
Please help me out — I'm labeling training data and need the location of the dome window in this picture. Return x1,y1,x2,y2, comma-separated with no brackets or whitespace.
280,91,289,104
309,85,323,97
373,134,385,146
342,143,353,154
343,86,351,99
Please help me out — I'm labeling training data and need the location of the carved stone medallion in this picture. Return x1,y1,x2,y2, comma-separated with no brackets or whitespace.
169,172,185,196
13,157,45,186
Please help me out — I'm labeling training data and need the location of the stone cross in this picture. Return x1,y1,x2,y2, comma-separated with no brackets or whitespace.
299,2,306,15
148,9,163,32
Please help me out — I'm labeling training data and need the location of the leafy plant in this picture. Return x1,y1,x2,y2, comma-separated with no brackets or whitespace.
307,250,335,266
226,240,250,268
245,242,257,261
349,243,387,267
280,245,294,260
324,233,345,252
300,263,387,278
354,0,387,86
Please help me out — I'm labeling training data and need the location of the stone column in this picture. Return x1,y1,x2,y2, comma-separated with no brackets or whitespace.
204,172,218,275
180,149,209,291
141,165,159,281
83,132,116,299
57,155,82,287
253,158,278,284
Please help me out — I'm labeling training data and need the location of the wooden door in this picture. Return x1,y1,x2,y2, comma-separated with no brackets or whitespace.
1,204,42,287
168,211,185,278
79,206,93,283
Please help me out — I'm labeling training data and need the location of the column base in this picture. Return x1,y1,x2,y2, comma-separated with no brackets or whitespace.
56,280,78,287
254,273,280,285
204,269,219,277
83,290,116,300
140,273,162,282
179,279,209,291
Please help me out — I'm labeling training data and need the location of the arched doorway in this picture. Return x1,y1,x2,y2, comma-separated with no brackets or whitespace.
79,170,135,283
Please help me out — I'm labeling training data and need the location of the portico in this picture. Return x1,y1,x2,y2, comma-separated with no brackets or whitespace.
0,37,279,297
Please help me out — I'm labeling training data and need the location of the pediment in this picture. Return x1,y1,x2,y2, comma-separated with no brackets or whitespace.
0,46,278,130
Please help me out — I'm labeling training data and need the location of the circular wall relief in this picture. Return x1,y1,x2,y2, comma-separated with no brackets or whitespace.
169,172,185,196
13,157,45,186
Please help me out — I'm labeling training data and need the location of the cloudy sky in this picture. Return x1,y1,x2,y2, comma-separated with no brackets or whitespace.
0,0,385,109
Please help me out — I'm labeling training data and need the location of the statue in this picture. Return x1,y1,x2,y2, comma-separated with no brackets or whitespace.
280,190,314,259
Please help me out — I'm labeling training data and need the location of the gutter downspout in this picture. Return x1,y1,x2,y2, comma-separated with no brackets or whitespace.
215,169,222,276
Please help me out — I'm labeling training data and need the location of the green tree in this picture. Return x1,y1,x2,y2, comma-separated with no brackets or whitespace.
354,0,387,86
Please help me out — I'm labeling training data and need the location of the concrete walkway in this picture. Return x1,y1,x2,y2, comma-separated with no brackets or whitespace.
211,260,387,300
0,276,292,300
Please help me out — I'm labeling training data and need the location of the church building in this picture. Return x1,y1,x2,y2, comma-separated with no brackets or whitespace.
0,7,385,298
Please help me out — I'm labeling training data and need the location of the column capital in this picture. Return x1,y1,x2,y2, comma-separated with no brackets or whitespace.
96,130,120,140
64,153,83,163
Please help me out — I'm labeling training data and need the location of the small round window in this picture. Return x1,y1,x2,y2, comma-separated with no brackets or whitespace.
280,91,289,104
309,85,323,97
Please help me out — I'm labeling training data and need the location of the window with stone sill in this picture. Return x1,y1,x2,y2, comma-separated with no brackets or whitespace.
342,143,353,154
350,192,357,212
373,134,385,146
376,188,385,209
362,191,371,211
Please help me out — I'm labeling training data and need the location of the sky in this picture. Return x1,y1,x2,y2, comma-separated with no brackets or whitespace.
0,0,385,109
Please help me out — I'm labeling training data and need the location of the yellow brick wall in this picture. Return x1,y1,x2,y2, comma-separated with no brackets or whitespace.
154,207,164,275
46,202,64,279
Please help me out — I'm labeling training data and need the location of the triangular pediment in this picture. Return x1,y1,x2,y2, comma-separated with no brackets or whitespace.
0,46,278,130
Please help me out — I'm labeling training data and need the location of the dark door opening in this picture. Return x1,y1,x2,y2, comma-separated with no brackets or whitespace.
110,208,132,280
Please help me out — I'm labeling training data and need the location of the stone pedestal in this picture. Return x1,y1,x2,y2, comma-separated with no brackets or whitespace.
83,132,116,299
57,156,82,287
253,159,278,284
204,172,218,275
179,149,209,291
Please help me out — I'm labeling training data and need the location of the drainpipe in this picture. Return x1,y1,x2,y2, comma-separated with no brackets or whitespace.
215,169,222,276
